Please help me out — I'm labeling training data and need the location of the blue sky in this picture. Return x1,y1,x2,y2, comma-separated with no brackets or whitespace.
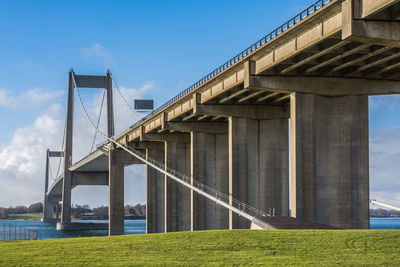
0,0,399,208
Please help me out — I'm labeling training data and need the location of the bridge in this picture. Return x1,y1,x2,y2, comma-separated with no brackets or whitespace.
43,0,400,235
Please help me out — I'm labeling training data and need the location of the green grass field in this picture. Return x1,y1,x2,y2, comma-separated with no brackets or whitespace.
8,213,42,220
0,230,399,266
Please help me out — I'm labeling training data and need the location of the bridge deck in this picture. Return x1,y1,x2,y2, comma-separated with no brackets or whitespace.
110,0,399,148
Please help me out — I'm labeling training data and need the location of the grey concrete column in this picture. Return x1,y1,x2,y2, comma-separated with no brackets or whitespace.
109,148,125,236
290,93,369,229
55,203,59,221
43,198,55,220
191,132,229,231
229,116,289,229
106,71,114,138
164,142,190,232
61,70,74,224
146,148,165,233
43,149,51,221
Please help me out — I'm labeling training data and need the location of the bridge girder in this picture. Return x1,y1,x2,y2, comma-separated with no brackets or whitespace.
343,0,400,47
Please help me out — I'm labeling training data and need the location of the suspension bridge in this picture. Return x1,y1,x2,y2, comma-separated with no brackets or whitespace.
43,0,400,235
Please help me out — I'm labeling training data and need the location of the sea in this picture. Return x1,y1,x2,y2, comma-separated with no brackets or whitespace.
0,220,145,240
0,218,398,240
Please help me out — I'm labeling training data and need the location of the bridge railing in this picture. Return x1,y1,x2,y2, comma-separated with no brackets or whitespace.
127,0,332,131
0,225,37,241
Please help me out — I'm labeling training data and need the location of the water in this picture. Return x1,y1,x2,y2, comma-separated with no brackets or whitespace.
0,218,398,240
0,220,145,240
370,217,400,229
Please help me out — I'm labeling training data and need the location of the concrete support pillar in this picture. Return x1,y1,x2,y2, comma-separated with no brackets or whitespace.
43,198,55,220
106,71,114,138
191,132,229,231
290,93,369,229
229,117,289,229
61,70,74,224
146,148,165,233
165,142,190,232
55,203,59,221
108,148,125,236
43,149,51,221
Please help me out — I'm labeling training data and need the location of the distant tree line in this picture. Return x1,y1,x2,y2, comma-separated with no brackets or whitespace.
0,202,43,219
0,202,146,220
370,208,400,217
76,204,146,219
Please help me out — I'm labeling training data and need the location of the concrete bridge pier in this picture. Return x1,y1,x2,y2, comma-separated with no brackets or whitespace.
108,147,125,235
290,93,369,229
43,149,64,222
146,145,165,233
164,141,191,232
108,148,143,235
191,132,229,231
229,116,289,229
191,95,290,229
43,198,58,221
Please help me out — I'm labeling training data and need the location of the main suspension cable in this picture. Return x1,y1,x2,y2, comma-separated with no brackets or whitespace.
90,89,106,152
54,101,67,181
110,74,142,121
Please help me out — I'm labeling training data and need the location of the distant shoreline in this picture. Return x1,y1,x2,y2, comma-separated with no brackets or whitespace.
1,213,146,221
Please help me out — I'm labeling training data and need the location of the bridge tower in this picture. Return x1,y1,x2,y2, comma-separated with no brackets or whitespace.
57,69,130,235
42,149,63,222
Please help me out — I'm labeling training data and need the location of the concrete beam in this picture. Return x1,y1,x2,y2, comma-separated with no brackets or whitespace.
305,44,370,73
342,0,400,47
347,52,400,75
193,102,288,120
331,46,392,73
71,171,108,186
129,141,165,151
246,75,400,96
49,151,64,157
74,75,107,88
140,132,190,144
113,149,143,165
162,121,227,134
360,0,400,19
280,42,350,74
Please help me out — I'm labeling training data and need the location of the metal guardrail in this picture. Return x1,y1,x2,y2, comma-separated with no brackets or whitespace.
0,225,37,241
128,0,332,130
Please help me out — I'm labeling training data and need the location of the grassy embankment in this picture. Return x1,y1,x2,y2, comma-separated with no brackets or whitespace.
0,230,400,266
7,213,42,220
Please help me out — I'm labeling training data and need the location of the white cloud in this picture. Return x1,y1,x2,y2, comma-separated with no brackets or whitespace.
0,88,63,109
0,104,64,206
0,82,153,207
81,43,113,64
